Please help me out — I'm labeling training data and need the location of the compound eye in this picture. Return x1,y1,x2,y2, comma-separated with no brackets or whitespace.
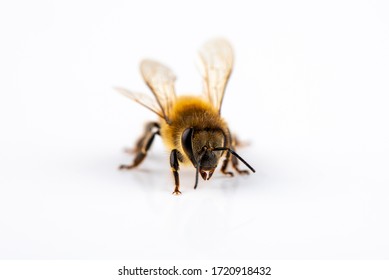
181,128,196,166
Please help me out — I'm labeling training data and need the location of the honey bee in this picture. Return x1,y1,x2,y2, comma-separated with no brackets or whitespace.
116,39,255,195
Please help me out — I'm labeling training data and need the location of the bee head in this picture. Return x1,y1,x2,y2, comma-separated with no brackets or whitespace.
181,127,225,180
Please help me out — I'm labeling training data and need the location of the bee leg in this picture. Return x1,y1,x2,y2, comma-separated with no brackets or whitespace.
221,151,234,177
119,122,160,170
170,149,183,195
231,153,250,175
228,134,250,175
129,122,160,154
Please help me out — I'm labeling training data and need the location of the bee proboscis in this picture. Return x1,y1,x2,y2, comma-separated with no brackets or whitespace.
116,39,255,195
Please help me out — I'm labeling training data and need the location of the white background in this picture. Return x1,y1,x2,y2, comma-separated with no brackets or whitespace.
0,0,388,259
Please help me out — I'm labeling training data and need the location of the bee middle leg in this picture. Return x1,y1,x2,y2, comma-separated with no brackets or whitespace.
119,122,160,170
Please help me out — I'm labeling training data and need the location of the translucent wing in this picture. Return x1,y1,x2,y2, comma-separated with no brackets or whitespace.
198,39,234,114
115,87,165,119
140,59,177,122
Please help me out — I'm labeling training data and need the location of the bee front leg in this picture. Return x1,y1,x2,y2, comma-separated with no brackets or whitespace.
170,149,183,195
221,151,234,177
220,134,250,176
231,154,250,175
231,135,249,175
119,122,160,170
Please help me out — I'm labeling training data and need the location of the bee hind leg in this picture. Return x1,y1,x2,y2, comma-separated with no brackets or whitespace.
119,122,160,170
